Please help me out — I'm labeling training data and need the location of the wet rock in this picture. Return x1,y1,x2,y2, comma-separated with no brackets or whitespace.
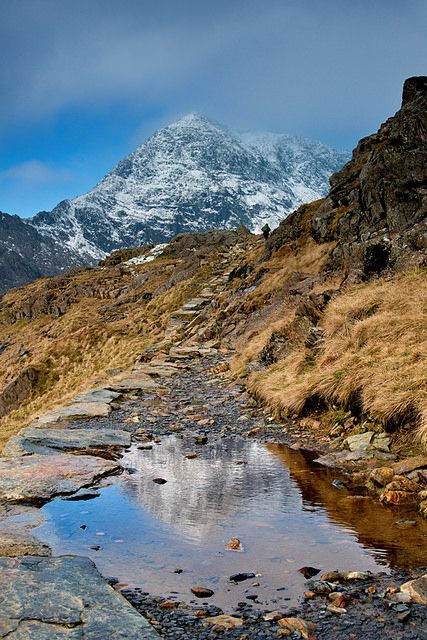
229,572,256,583
345,571,372,580
385,475,421,492
332,479,346,489
277,617,316,639
2,427,131,458
298,566,321,579
380,489,417,506
320,570,344,582
397,609,412,623
387,592,413,604
63,488,101,501
367,466,395,487
0,453,120,503
329,592,352,608
315,449,395,471
307,580,335,594
191,586,215,598
205,614,243,630
400,573,427,604
0,556,159,638
263,610,283,622
225,537,244,552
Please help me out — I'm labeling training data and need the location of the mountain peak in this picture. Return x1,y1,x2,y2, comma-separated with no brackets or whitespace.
169,112,221,129
26,116,348,266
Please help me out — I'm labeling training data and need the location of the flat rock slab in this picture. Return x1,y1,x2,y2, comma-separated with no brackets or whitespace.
315,449,396,471
0,453,120,503
107,373,160,392
32,402,112,426
168,346,218,358
2,428,131,458
134,364,179,378
392,456,427,476
182,297,210,310
73,388,121,403
0,555,160,639
0,504,50,557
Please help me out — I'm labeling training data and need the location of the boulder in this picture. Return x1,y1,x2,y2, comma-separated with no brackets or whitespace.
345,431,374,451
400,574,427,605
205,615,243,630
277,617,316,639
380,490,417,506
367,467,395,487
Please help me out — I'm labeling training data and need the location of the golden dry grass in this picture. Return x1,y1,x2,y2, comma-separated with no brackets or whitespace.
230,238,336,376
249,270,427,444
0,256,214,448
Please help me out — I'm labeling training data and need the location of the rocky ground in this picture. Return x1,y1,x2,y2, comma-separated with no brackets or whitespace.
122,568,427,640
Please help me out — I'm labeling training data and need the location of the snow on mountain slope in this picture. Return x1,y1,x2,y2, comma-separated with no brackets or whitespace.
30,114,349,262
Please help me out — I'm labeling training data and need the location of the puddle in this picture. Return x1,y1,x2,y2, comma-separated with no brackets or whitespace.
35,436,427,610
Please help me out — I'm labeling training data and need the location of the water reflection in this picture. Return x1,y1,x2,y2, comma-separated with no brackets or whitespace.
121,437,301,543
35,436,427,610
267,443,427,568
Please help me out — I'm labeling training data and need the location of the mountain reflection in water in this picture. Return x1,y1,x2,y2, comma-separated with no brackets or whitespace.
36,436,427,610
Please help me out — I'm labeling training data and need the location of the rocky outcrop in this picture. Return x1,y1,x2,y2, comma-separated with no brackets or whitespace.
0,211,82,295
265,77,427,279
0,367,40,418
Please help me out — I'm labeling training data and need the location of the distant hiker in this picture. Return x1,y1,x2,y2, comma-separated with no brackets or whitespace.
262,223,271,240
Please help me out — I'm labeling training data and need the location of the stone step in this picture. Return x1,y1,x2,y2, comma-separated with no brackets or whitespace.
171,309,199,320
181,297,210,311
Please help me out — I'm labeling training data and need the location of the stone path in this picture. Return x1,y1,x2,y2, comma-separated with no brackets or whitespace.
0,258,243,638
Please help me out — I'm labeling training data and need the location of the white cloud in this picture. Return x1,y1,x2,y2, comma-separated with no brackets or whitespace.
0,161,73,184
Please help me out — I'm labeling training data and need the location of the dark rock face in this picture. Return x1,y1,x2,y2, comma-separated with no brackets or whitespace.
0,212,82,295
0,367,40,419
265,77,427,278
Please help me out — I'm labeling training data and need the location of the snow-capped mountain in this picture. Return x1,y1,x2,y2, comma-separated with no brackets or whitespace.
29,114,348,262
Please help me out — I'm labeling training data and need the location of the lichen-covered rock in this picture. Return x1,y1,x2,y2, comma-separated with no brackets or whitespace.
380,489,417,506
367,467,395,487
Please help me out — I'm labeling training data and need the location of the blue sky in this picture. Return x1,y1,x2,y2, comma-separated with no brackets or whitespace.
0,0,426,217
